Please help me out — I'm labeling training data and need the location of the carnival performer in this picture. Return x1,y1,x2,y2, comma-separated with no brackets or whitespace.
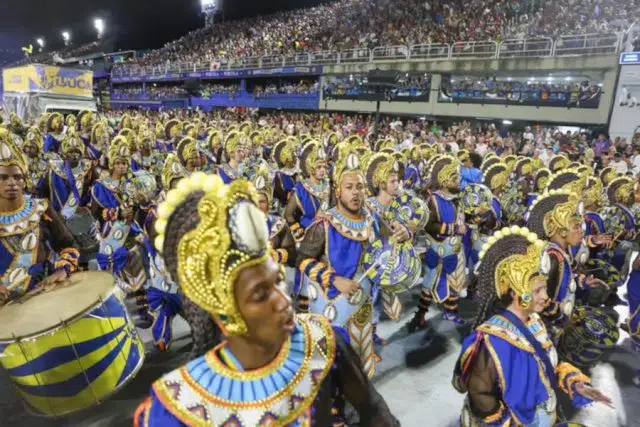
77,110,100,161
458,150,483,190
272,138,298,208
22,126,49,195
453,225,612,426
218,130,247,184
411,155,467,330
135,172,399,427
284,140,330,241
0,129,79,306
197,128,223,172
175,136,202,174
43,112,65,153
132,128,163,177
91,136,151,325
159,119,183,154
601,175,637,270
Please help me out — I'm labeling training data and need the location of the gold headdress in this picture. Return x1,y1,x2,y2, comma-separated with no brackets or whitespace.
528,189,582,238
65,114,77,129
91,122,110,148
24,126,44,153
176,137,200,165
300,140,327,177
478,226,547,303
108,136,131,170
119,128,137,151
514,157,534,178
249,131,264,148
503,155,517,172
549,154,570,173
607,176,634,206
47,112,64,133
546,168,587,195
120,114,132,130
206,129,222,151
430,155,460,189
161,153,187,190
184,123,197,139
332,142,363,187
61,134,86,156
599,166,618,187
272,139,297,169
9,113,25,132
483,162,509,193
457,150,470,163
582,176,603,209
533,168,551,193
154,173,270,335
365,152,399,194
481,156,501,174
155,122,165,139
77,110,95,132
224,130,243,157
164,119,183,140
252,163,273,204
0,128,28,177
38,113,50,133
239,121,253,136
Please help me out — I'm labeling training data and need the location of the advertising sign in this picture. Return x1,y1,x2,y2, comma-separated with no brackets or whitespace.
2,65,93,98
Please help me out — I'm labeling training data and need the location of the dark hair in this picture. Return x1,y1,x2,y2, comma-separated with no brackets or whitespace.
469,152,482,168
481,156,500,173
527,193,570,238
473,234,532,329
163,191,205,284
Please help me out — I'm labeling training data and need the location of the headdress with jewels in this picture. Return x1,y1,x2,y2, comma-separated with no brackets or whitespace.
607,175,634,206
332,142,363,187
184,123,197,139
599,166,618,187
65,114,77,129
299,140,327,178
118,128,137,151
61,133,86,156
77,110,95,132
545,168,587,195
481,155,501,174
154,173,270,336
514,157,534,178
108,136,132,170
476,226,548,309
0,129,28,177
527,189,583,238
457,150,470,163
483,162,509,193
239,121,253,136
365,152,399,194
164,119,183,140
47,112,64,133
252,163,273,205
91,122,109,147
161,154,187,190
224,130,243,157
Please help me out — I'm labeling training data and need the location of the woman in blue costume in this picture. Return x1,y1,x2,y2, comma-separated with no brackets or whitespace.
132,129,164,177
527,190,618,370
453,225,612,426
218,130,248,184
284,140,329,242
135,172,399,427
410,154,468,331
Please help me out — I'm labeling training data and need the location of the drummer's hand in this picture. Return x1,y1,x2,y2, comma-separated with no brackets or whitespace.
391,221,410,243
585,275,608,289
0,286,9,306
575,382,614,408
334,276,360,297
41,270,68,290
592,233,613,248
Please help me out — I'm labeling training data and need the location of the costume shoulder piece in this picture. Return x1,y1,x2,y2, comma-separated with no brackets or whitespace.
320,207,375,242
152,314,336,426
0,196,48,237
476,313,553,353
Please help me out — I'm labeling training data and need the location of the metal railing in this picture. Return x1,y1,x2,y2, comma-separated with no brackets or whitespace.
110,32,623,78
498,37,553,58
553,33,620,56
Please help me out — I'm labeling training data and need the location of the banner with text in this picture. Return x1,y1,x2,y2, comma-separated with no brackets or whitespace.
2,65,93,98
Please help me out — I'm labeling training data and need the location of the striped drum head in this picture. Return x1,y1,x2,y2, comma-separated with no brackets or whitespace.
0,272,145,417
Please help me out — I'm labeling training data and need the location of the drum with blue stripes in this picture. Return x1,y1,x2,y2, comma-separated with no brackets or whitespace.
0,271,145,417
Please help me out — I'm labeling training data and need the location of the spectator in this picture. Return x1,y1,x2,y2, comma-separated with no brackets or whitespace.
611,151,629,174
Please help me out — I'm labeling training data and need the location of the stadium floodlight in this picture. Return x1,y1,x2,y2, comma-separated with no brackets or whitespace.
62,31,71,46
36,38,45,49
503,120,513,125
94,18,105,39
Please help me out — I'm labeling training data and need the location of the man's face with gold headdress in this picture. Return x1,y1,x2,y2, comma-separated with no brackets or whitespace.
0,165,26,201
312,161,327,181
337,172,365,215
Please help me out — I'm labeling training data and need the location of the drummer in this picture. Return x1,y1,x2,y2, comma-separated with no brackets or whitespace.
0,130,79,306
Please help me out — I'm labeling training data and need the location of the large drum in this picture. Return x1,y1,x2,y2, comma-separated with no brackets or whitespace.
363,238,422,293
0,272,145,417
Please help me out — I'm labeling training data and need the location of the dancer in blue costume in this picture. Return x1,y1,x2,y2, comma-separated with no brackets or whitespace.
22,126,49,195
132,129,164,176
272,138,298,209
525,168,552,211
43,112,65,153
158,119,183,154
91,136,151,324
76,110,101,161
410,154,468,330
39,133,96,219
197,129,223,172
135,173,399,427
453,225,612,426
285,140,329,242
458,150,483,190
601,176,638,270
218,130,247,184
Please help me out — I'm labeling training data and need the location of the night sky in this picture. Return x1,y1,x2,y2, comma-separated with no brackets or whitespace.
0,0,329,63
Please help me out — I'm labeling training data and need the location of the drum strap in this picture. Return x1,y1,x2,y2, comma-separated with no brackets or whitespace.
64,161,83,205
500,310,559,397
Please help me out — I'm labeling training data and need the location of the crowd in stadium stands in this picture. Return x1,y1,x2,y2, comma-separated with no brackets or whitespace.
200,83,241,96
112,84,186,99
253,80,320,96
111,0,639,73
323,73,431,97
